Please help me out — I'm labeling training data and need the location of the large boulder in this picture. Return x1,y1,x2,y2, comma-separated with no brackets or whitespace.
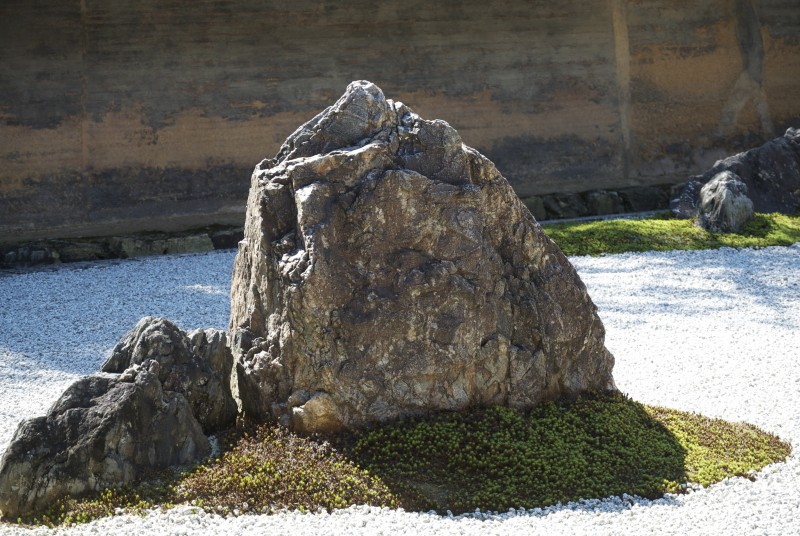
0,317,236,519
673,127,800,227
229,80,616,434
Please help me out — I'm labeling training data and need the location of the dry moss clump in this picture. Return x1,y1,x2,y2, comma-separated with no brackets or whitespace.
175,425,398,514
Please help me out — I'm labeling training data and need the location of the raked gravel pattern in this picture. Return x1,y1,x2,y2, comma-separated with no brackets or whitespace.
0,244,798,535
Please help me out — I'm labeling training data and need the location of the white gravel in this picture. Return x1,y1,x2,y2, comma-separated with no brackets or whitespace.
1,244,799,535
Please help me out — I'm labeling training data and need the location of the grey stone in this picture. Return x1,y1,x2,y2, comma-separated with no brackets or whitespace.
209,228,244,250
229,80,616,434
673,127,800,219
619,186,670,212
0,245,59,267
542,193,589,219
0,368,208,518
0,317,237,519
521,196,546,221
102,317,237,433
698,171,754,233
586,190,625,216
54,241,109,263
29,249,47,263
111,234,214,258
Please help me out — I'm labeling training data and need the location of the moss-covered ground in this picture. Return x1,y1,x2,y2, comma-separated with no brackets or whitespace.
16,393,790,527
541,212,800,256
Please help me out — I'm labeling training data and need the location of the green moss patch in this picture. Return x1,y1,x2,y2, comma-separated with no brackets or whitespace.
646,406,791,487
541,212,800,256
351,393,789,513
16,393,790,527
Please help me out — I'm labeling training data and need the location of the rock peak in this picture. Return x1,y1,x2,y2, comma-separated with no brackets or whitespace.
266,80,471,187
272,80,393,164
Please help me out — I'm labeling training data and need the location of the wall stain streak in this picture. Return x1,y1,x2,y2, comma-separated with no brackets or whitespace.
80,0,90,171
719,0,774,137
612,0,632,183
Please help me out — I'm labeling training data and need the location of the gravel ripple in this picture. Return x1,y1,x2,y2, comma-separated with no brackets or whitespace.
1,244,798,535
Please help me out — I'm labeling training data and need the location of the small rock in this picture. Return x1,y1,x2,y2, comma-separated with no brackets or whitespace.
102,317,237,433
698,171,754,233
0,370,208,518
0,317,237,519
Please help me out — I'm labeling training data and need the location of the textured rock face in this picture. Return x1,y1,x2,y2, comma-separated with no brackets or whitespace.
698,172,755,233
673,128,800,226
229,81,616,434
0,368,207,518
102,317,238,433
0,317,236,518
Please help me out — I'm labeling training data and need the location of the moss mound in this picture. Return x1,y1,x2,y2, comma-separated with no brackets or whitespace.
15,393,790,527
351,392,789,513
174,425,397,514
541,212,800,256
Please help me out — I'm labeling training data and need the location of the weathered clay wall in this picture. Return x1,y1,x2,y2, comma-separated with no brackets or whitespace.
1,0,799,243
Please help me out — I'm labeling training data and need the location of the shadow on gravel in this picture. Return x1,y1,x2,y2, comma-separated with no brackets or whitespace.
636,246,799,328
0,253,233,378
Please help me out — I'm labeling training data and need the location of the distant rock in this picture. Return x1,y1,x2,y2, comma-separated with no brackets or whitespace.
697,171,754,233
229,80,616,434
673,128,800,229
0,317,236,518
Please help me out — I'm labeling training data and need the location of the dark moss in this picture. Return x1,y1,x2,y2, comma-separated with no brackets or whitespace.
350,392,687,513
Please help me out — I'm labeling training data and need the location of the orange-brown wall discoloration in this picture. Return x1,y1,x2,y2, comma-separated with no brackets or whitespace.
1,0,799,243
623,0,800,183
1,120,84,184
763,33,800,130
84,109,312,171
